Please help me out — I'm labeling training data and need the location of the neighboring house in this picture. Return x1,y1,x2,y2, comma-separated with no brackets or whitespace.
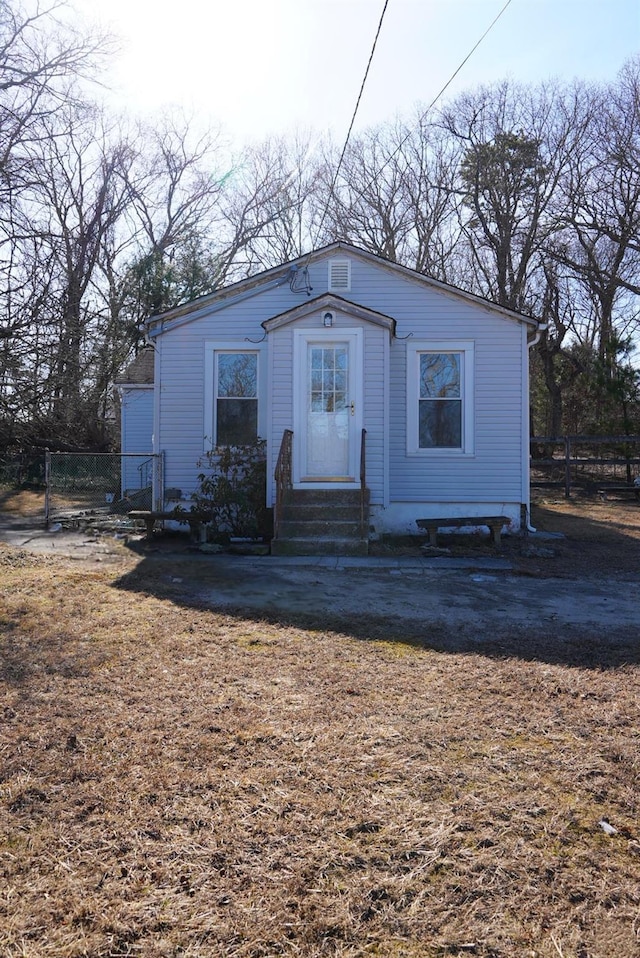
115,348,155,498
137,243,544,553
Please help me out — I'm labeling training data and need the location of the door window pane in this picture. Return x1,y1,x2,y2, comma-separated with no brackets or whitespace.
306,342,351,477
307,346,349,416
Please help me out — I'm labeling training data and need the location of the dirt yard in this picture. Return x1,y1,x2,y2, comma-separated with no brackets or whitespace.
368,491,640,581
1,489,639,957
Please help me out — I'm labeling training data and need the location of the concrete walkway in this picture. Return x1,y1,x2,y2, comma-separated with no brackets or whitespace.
0,511,512,570
3,513,640,637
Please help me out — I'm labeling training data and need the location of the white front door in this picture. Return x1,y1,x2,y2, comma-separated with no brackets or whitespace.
293,329,363,486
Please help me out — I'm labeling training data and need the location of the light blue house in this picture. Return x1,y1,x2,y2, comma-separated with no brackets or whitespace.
139,243,543,553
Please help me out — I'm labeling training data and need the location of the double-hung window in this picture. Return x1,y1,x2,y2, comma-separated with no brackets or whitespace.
204,345,263,449
407,341,474,455
216,352,258,445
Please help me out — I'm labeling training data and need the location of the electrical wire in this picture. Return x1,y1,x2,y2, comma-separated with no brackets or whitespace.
231,0,515,279
310,0,514,253
311,0,391,250
350,0,515,200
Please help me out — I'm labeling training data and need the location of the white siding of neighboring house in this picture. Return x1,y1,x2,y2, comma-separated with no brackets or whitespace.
120,386,154,493
154,249,529,531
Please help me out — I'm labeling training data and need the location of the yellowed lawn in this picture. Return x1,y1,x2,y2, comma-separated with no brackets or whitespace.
1,539,639,957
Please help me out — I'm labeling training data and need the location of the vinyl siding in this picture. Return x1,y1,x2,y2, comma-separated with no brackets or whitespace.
120,387,154,491
389,320,523,503
362,325,386,505
156,251,527,509
269,326,294,502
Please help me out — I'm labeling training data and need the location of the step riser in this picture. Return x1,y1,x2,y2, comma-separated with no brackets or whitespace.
278,520,364,538
280,505,364,522
285,490,368,507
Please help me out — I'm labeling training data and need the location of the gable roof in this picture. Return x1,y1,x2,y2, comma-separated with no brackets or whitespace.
146,242,541,339
262,292,397,337
115,347,155,385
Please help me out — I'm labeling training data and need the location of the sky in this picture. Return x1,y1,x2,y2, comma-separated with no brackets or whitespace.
75,0,639,147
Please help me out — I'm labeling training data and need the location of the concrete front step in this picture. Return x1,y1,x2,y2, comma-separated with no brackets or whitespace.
278,518,365,538
282,503,364,522
273,488,370,556
287,489,366,506
271,536,369,557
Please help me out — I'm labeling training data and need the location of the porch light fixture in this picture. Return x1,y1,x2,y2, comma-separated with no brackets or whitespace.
323,311,334,327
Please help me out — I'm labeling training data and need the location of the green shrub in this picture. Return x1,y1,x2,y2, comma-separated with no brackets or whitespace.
192,440,269,540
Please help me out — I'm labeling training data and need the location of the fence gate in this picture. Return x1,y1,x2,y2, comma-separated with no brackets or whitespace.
45,452,163,526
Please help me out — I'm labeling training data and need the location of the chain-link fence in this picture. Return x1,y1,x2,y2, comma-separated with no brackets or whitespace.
45,452,163,526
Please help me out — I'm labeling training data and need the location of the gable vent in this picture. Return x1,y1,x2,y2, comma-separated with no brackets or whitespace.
328,258,351,292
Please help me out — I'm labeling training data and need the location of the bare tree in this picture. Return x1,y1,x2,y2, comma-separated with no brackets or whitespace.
0,1,112,197
22,105,133,439
318,122,414,262
118,112,239,319
225,132,325,272
311,118,461,280
551,60,640,372
441,80,580,313
399,113,464,281
0,1,117,448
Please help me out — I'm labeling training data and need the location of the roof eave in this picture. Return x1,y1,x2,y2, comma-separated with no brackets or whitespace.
146,241,542,336
145,242,347,333
261,291,396,335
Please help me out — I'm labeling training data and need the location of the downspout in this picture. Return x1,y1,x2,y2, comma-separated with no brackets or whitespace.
523,320,548,532
528,321,546,351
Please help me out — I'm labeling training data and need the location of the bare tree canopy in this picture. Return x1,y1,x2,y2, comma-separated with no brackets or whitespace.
0,0,637,457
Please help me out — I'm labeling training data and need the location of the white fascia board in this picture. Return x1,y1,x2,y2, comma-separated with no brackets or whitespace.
146,240,541,339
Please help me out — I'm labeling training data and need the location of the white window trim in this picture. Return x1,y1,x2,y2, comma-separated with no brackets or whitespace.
407,340,475,457
204,342,266,452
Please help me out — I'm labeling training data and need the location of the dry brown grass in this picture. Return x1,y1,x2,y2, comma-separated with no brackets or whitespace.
1,533,639,958
524,494,640,578
0,487,44,517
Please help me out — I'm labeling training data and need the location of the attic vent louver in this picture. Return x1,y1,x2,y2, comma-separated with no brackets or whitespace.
328,258,351,292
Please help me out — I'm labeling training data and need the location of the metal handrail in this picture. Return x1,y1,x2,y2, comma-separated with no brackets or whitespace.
360,428,367,529
137,456,154,488
274,429,293,540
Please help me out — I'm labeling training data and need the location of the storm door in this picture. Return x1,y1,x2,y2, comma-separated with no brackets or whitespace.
293,329,363,485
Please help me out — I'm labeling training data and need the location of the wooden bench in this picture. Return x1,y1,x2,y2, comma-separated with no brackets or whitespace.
416,515,510,548
597,485,640,501
129,510,213,540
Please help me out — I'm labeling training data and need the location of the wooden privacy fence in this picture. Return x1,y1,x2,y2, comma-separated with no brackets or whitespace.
530,436,640,498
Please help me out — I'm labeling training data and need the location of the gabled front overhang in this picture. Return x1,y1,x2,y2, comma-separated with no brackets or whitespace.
261,293,397,338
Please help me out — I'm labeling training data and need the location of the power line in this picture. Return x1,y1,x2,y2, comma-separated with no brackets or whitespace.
354,0,515,196
312,0,514,248
312,0,391,248
239,0,515,272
